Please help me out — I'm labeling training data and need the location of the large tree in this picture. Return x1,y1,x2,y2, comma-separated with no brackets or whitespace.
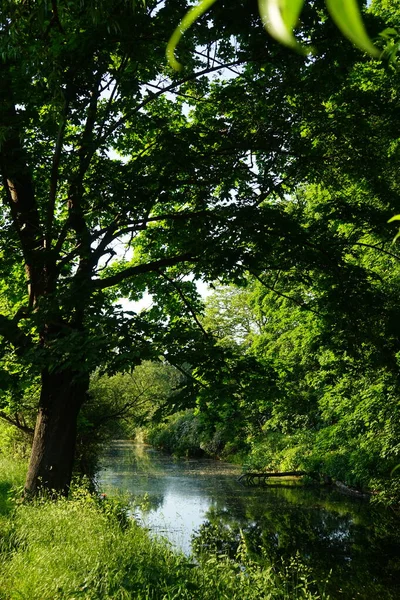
0,0,313,495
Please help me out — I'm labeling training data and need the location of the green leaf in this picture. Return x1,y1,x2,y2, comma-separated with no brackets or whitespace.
391,464,400,476
388,215,400,243
325,0,381,57
167,0,381,69
392,231,400,244
166,0,219,71
258,0,308,53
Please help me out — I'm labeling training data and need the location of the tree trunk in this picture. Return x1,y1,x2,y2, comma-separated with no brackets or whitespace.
25,367,89,497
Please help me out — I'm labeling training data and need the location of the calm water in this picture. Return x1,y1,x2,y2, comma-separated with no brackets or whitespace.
98,441,400,599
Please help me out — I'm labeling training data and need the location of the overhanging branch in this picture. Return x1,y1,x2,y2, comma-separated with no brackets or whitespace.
91,210,209,246
247,270,322,317
158,271,208,337
92,253,196,290
353,241,400,262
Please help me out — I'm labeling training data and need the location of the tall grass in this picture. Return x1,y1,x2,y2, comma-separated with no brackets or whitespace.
0,455,26,520
0,458,328,599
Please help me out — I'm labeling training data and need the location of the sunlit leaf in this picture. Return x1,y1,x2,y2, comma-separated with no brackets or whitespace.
167,0,382,70
258,0,308,53
388,215,400,243
325,0,381,57
166,0,219,71
391,464,400,476
392,231,400,243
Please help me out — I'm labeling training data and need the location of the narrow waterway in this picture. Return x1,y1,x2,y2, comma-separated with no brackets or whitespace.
98,440,400,599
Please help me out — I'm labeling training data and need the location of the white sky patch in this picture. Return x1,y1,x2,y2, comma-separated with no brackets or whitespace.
117,292,153,314
116,280,211,315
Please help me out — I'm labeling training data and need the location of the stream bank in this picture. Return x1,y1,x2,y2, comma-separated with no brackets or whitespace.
98,440,400,600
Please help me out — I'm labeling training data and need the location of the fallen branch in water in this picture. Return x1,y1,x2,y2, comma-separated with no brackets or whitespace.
238,471,308,485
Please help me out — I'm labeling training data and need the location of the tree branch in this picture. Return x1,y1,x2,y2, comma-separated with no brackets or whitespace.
93,388,151,426
99,61,244,147
353,241,400,262
90,210,209,260
66,70,103,283
164,358,207,389
98,55,129,137
92,253,196,290
0,411,34,435
0,61,44,305
248,271,322,316
158,271,208,336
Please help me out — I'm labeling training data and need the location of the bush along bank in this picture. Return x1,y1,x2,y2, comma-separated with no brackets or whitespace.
143,410,209,458
142,410,400,506
143,409,248,462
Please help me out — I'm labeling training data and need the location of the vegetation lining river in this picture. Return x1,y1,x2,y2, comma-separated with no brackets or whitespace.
99,441,400,600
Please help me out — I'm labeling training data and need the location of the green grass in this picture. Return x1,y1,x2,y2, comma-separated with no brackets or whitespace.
0,457,328,600
0,456,26,517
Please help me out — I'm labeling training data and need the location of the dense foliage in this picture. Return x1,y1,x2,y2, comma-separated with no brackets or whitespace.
1,1,400,597
190,270,398,495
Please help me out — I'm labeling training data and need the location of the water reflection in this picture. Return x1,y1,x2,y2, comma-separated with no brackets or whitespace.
98,441,400,599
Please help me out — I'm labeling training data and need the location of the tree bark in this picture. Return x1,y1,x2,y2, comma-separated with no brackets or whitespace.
24,367,89,496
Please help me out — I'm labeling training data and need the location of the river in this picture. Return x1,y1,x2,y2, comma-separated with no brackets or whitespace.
98,440,400,599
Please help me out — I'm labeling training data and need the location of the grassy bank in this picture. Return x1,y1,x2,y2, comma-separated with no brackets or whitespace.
0,456,328,600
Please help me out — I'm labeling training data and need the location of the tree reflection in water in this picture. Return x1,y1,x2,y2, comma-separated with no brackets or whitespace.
191,487,400,600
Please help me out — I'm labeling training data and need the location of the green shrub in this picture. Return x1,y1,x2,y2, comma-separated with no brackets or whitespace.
145,410,206,457
242,432,314,474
